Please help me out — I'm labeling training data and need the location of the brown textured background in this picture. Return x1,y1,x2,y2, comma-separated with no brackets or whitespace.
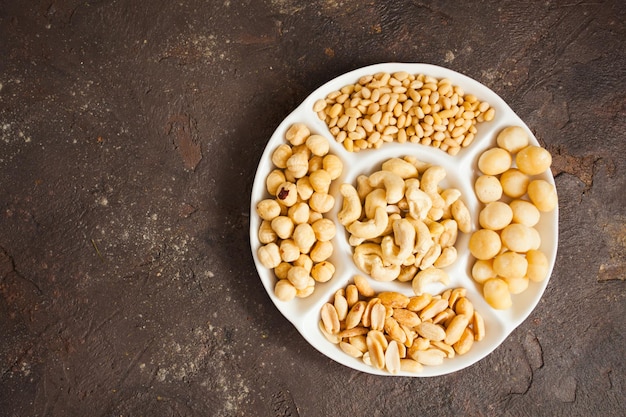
1,1,625,416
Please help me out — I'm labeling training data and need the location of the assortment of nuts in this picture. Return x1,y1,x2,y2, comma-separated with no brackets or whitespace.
313,71,495,154
254,71,557,374
256,123,343,301
338,156,471,295
470,126,556,309
319,278,485,374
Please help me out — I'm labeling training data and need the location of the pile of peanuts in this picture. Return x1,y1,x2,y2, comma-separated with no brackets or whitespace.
319,276,485,374
256,123,344,301
338,156,471,295
313,71,495,154
470,126,557,309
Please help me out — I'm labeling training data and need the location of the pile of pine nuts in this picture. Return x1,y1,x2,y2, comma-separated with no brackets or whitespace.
313,71,495,154
319,276,485,374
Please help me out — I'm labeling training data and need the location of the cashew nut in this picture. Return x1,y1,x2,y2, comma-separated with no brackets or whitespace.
381,219,416,266
405,181,432,220
368,170,405,204
364,188,388,219
411,267,450,295
338,183,362,226
370,256,401,282
418,243,442,270
356,174,374,201
347,206,389,239
406,218,434,256
420,166,446,209
353,243,384,274
451,199,472,233
381,157,419,179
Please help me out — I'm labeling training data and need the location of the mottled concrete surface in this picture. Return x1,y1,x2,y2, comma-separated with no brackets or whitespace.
1,1,624,416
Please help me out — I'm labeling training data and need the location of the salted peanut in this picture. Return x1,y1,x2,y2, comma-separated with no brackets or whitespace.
322,154,344,180
483,278,513,310
455,297,474,318
366,331,386,370
412,348,446,366
392,308,421,328
271,144,293,168
527,179,558,212
362,352,372,366
474,175,503,203
275,182,298,207
338,327,369,339
257,243,281,269
509,199,541,227
453,327,474,355
428,340,453,359
348,335,368,353
377,291,410,308
419,298,449,321
500,168,530,198
493,251,528,279
496,126,529,153
469,229,502,260
415,321,446,341
526,249,549,282
473,311,485,341
346,284,359,307
274,279,297,301
478,147,512,175
400,358,424,373
369,302,387,331
407,293,432,312
311,261,334,283
447,288,466,309
432,308,455,326
516,145,552,175
384,317,407,344
385,340,402,374
444,314,469,345
266,169,286,195
345,301,367,329
500,223,535,253
319,319,340,343
321,303,341,334
340,341,364,358
354,274,376,297
479,201,513,230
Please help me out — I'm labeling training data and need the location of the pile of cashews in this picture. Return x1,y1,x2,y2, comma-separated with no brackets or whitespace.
337,156,471,296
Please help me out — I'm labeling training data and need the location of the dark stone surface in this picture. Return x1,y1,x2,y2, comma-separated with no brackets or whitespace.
1,1,624,416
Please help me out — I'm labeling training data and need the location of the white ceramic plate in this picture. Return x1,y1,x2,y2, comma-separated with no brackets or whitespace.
249,63,558,377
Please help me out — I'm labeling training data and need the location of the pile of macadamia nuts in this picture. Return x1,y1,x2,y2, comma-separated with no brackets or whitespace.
470,126,557,309
256,123,343,302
